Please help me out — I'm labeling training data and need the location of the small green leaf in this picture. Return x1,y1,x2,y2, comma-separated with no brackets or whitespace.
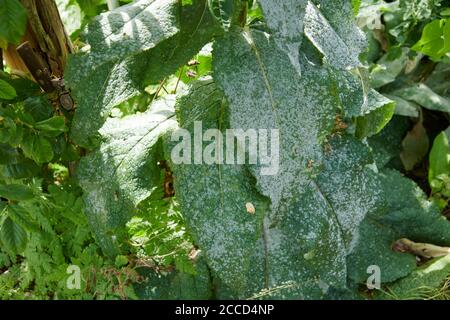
0,0,27,45
0,79,17,100
429,131,450,184
8,204,41,233
0,144,20,165
22,133,54,164
115,255,129,267
412,19,450,61
0,158,40,180
33,135,54,163
9,126,23,148
0,217,27,254
0,184,34,201
35,116,68,133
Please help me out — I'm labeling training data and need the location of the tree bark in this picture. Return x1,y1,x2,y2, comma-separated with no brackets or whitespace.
4,0,75,112
4,0,73,81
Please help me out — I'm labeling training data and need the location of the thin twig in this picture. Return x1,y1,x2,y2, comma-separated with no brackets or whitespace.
173,66,184,94
150,78,167,104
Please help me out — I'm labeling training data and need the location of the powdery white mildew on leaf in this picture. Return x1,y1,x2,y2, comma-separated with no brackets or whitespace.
66,0,221,147
258,0,307,75
301,0,395,135
77,97,177,255
67,56,147,147
214,28,336,212
259,0,306,45
329,66,395,138
81,0,179,66
168,78,386,298
165,79,270,295
304,1,363,69
307,0,366,69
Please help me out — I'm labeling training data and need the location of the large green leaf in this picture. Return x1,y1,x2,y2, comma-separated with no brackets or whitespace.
0,0,27,45
165,3,447,298
348,170,450,284
77,97,177,256
167,78,383,298
66,0,221,148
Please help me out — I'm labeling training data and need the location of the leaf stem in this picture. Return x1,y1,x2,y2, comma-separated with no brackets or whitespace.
107,0,119,11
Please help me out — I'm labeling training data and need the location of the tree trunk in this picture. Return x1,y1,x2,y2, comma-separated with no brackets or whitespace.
4,0,73,83
4,0,74,111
